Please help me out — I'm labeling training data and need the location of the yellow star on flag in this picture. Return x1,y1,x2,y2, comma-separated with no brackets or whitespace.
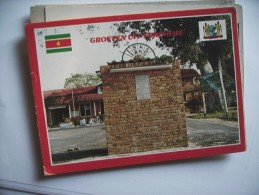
56,41,61,46
45,33,72,53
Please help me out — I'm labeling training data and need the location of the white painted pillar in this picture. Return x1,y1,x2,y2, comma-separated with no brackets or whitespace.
94,101,96,116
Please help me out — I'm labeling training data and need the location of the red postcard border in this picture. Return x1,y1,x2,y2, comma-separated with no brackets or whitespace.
25,7,245,176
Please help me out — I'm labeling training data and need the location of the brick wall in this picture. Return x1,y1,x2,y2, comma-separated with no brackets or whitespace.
100,60,188,155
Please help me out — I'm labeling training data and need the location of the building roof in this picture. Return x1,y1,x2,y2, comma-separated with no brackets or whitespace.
181,69,200,79
43,69,201,105
43,86,98,98
43,86,102,105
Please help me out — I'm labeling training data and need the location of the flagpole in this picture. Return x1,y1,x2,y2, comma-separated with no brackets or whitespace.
218,59,229,118
202,92,207,118
72,88,76,117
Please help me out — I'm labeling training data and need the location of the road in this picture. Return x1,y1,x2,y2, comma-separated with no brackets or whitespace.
49,124,107,154
186,118,239,147
48,118,240,163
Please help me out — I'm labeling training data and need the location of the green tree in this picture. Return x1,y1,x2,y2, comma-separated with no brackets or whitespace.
115,15,233,73
64,73,101,88
113,15,236,112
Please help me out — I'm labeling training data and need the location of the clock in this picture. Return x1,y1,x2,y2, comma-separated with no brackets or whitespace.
121,43,156,61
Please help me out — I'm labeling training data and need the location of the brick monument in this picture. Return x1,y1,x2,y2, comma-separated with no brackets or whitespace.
100,59,188,155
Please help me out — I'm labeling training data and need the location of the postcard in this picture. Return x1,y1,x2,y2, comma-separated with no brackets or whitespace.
25,7,245,175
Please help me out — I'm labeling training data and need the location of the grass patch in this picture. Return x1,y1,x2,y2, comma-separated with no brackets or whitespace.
187,108,238,121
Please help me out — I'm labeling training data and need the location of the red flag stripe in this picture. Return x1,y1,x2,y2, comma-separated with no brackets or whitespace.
45,39,71,49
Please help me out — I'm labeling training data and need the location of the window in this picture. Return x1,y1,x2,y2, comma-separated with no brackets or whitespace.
80,103,91,116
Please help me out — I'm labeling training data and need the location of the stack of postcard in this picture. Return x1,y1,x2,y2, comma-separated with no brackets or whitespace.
26,0,245,176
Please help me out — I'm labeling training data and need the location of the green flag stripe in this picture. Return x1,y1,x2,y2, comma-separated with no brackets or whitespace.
45,34,71,40
46,47,72,54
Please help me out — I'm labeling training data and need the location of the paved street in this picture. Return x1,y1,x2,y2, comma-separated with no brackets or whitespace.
48,118,240,163
49,124,107,154
186,118,239,148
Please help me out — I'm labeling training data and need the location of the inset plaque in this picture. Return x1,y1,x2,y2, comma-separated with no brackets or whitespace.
135,75,151,100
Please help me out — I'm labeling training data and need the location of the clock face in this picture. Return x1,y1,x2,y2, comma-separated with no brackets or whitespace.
121,43,156,61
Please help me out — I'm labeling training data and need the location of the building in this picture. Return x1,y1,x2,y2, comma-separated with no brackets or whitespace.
181,68,201,103
100,59,188,155
43,85,104,127
43,68,201,128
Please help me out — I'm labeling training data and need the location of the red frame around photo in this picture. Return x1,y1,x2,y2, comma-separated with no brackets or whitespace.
25,7,245,176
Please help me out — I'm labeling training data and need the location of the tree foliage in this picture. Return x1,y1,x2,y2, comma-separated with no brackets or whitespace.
113,15,236,112
64,73,101,88
114,15,234,78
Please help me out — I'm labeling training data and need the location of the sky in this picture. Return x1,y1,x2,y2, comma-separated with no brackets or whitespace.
34,14,227,91
35,19,170,91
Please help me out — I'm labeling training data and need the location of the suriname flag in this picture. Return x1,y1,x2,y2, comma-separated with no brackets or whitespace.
45,33,72,54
